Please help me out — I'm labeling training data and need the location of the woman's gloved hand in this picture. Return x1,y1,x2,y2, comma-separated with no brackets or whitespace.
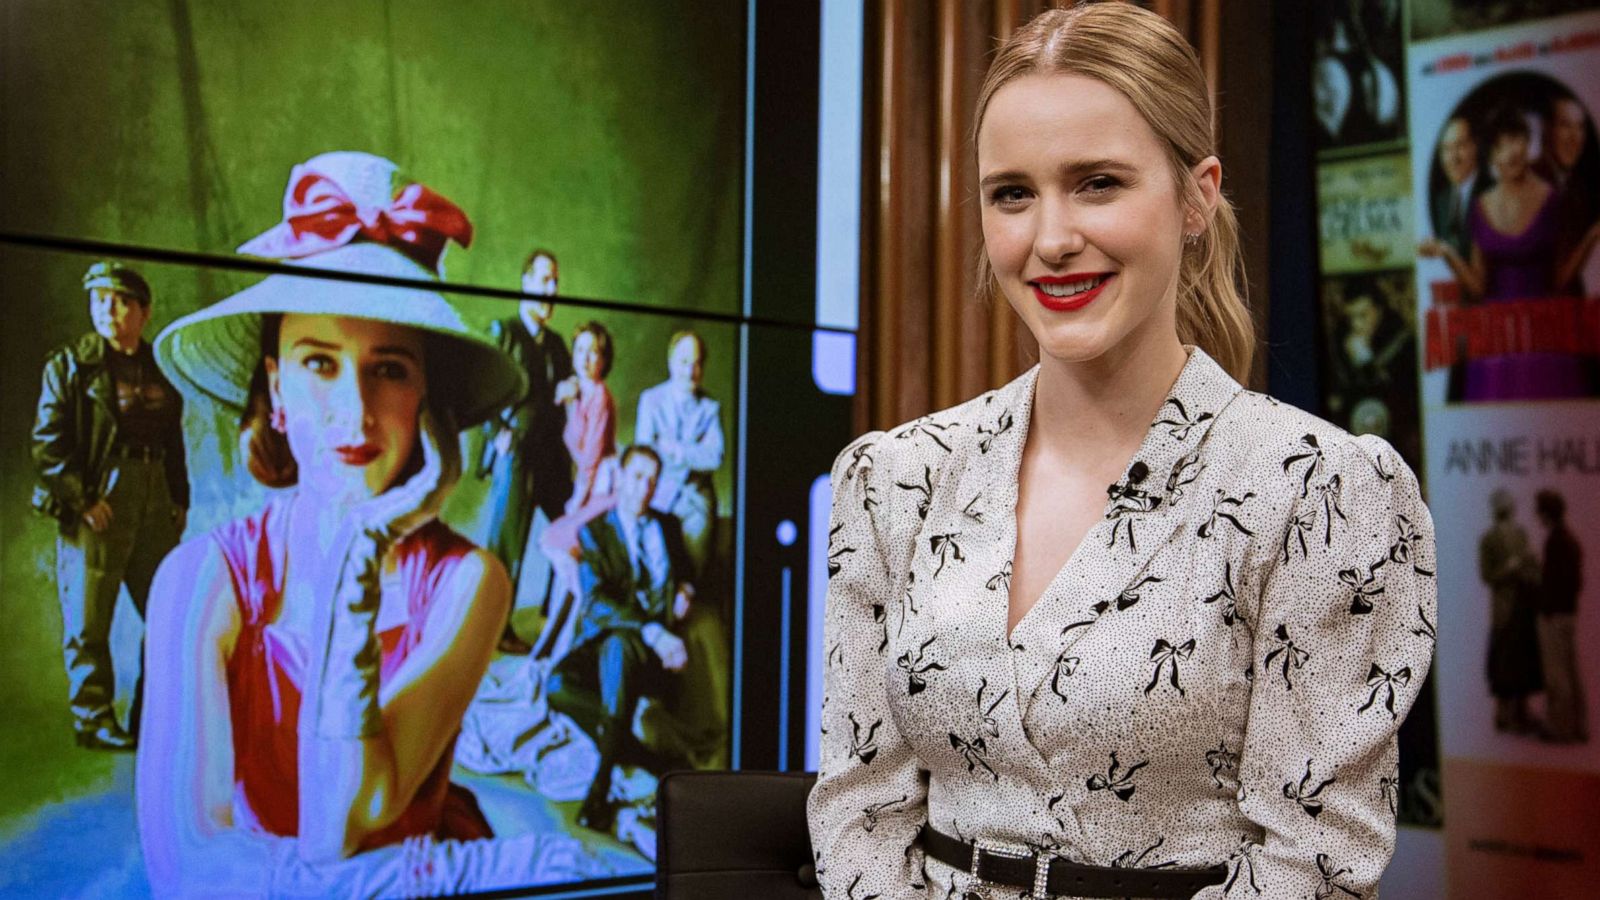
308,408,462,738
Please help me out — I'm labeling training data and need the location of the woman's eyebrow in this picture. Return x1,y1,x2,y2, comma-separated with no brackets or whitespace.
979,169,1028,189
979,158,1137,189
372,345,422,362
290,337,419,362
1057,157,1137,177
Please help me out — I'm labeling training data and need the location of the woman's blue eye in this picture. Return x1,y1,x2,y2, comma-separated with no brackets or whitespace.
303,354,335,374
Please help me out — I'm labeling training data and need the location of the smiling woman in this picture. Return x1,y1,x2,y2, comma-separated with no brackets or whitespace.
808,5,1437,900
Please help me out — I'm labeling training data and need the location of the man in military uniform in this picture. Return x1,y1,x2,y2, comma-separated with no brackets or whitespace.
32,262,188,750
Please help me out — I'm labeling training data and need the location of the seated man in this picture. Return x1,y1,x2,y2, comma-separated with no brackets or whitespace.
547,444,694,832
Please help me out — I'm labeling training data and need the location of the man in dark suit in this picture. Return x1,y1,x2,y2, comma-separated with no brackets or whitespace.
547,444,696,832
1534,490,1587,744
1428,115,1483,261
479,250,573,650
1534,95,1598,296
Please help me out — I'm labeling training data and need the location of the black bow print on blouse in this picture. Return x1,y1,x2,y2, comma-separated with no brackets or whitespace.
1155,397,1214,440
1046,792,1070,831
1282,434,1326,498
846,713,881,765
1106,461,1162,551
1314,854,1363,899
928,532,966,579
977,676,1008,739
844,441,875,481
1283,760,1336,819
860,795,908,833
1358,663,1412,719
1203,562,1241,626
897,571,919,635
844,872,880,900
1264,624,1311,689
1166,449,1206,502
960,494,985,524
1223,836,1262,895
1372,450,1397,482
976,407,1014,453
1050,650,1082,702
1340,558,1387,615
896,415,958,453
1379,772,1400,817
1206,740,1240,789
1389,513,1435,576
1198,489,1256,539
949,679,1006,781
1087,751,1149,802
827,523,854,578
947,732,997,782
871,603,889,653
896,636,946,695
895,465,935,520
1112,836,1175,869
1411,605,1437,645
1062,575,1161,634
1282,508,1317,564
986,560,1012,593
1312,473,1347,544
1146,637,1197,696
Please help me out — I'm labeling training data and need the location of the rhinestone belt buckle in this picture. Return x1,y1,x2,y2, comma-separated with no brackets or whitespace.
968,837,1033,898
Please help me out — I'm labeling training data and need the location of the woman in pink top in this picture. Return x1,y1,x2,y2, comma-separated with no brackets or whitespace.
137,152,599,897
555,321,619,512
533,321,624,660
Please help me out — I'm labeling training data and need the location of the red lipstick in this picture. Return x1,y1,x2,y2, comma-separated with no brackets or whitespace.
334,444,381,466
1031,273,1115,312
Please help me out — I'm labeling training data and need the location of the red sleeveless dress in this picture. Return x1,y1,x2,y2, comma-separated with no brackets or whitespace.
212,496,494,848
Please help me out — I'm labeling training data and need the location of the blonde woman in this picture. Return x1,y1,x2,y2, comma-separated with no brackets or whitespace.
808,6,1437,899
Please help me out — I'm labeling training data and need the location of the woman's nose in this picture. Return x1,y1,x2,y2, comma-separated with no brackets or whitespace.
326,368,375,432
1033,199,1086,265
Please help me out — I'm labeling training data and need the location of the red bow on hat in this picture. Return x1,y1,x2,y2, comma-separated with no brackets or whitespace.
239,166,473,272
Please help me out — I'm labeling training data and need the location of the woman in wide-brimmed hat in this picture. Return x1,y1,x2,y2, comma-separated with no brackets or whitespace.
135,152,599,897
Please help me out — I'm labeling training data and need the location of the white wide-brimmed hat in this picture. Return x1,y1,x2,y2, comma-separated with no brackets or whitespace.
155,151,525,429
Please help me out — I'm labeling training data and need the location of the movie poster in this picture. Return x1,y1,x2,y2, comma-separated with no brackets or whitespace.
1407,7,1600,896
0,1,746,896
1319,154,1417,275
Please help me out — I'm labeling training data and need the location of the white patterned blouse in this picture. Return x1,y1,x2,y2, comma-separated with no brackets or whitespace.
807,346,1438,900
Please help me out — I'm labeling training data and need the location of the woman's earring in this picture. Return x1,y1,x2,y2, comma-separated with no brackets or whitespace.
270,405,287,433
1184,232,1200,247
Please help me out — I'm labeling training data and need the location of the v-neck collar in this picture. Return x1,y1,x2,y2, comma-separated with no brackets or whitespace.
944,345,1245,733
975,345,1244,528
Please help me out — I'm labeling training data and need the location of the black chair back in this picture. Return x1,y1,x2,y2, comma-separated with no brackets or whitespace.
656,770,822,900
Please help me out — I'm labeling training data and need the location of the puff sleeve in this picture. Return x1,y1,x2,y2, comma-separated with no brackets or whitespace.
1201,434,1437,899
807,433,930,899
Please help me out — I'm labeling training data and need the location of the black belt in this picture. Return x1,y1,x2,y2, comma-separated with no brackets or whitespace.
921,825,1226,898
111,444,164,461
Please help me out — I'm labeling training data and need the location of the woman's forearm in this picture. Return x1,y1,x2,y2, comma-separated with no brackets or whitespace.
297,730,405,860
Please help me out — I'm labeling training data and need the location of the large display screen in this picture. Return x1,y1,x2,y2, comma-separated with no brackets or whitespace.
0,2,852,897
